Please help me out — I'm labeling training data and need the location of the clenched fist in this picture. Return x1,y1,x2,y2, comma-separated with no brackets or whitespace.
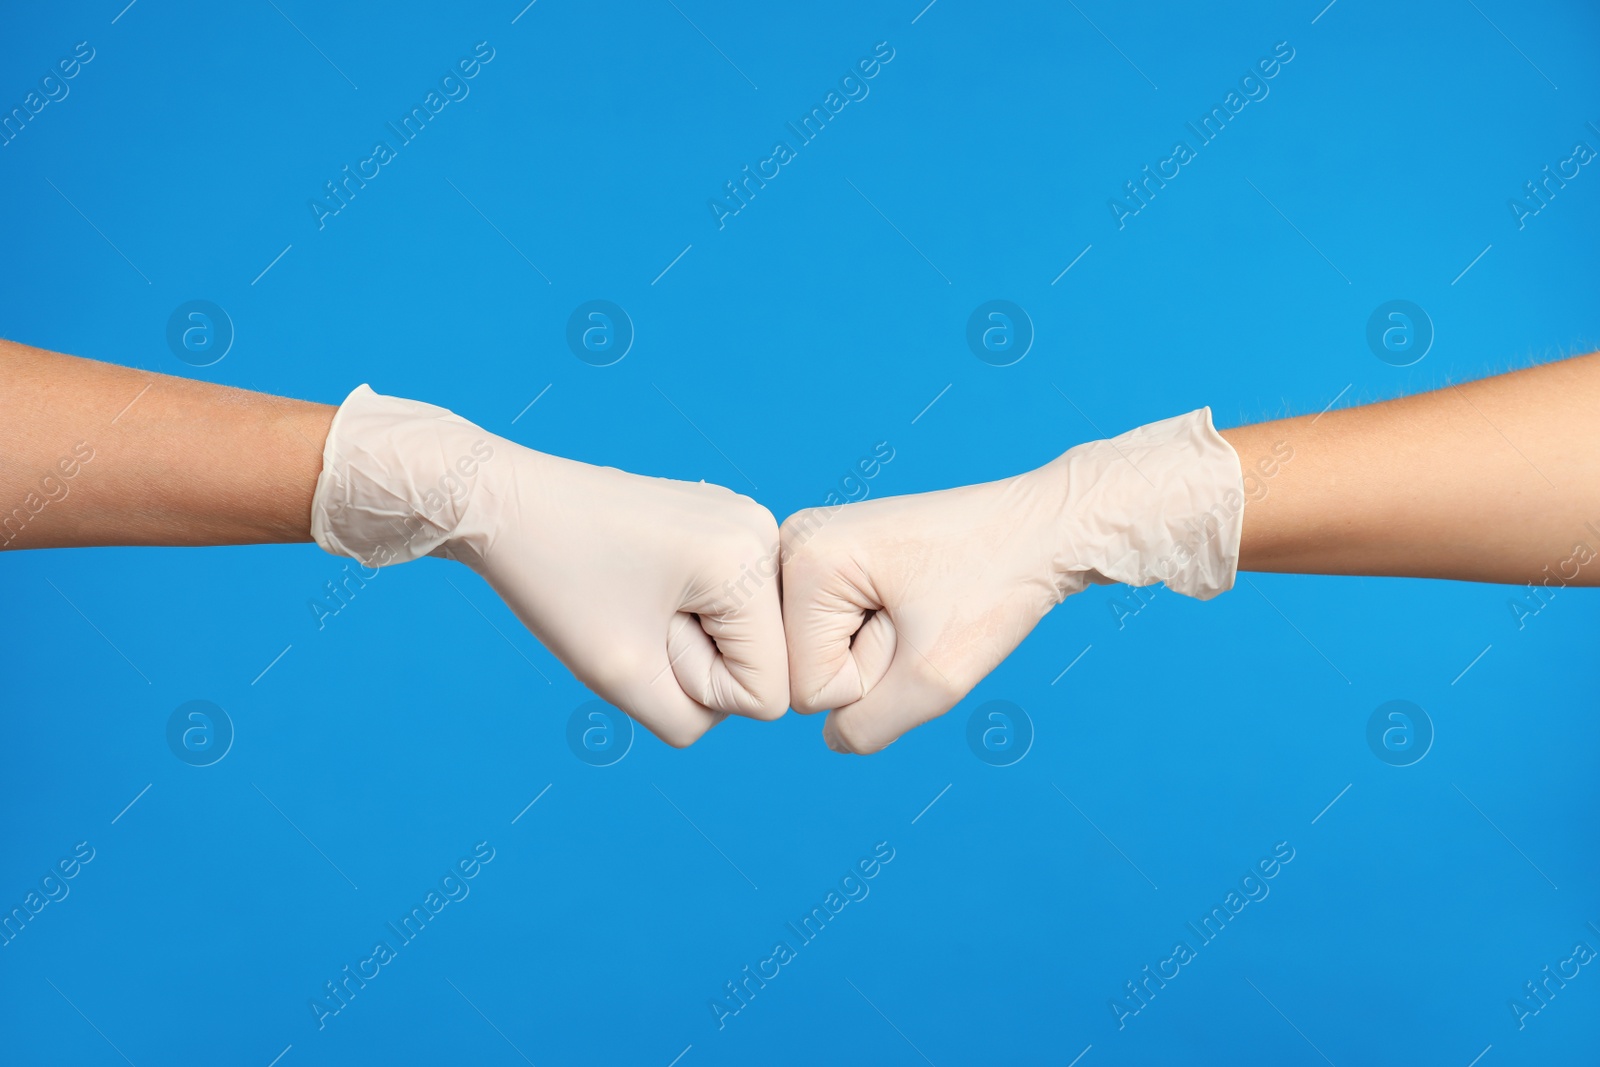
780,409,1245,753
310,386,790,748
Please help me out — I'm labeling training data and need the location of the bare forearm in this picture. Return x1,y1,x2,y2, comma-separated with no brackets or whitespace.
1221,352,1600,585
0,339,334,549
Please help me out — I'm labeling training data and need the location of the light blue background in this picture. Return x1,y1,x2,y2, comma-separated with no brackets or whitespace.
2,1,1597,1064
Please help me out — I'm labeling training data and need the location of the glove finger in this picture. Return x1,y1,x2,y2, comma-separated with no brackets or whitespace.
822,618,959,755
668,608,788,720
849,608,898,693
801,605,900,717
609,648,728,749
780,521,880,714
668,502,791,719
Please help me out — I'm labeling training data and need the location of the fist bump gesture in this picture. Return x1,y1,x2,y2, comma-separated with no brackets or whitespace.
312,388,1245,752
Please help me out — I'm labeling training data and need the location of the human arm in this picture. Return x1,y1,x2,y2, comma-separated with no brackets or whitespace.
1,339,790,745
1221,351,1600,584
0,337,333,548
781,352,1600,754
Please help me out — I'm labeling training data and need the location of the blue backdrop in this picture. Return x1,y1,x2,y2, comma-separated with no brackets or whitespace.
2,1,1597,1064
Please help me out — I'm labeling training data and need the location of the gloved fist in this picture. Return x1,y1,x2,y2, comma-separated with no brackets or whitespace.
780,409,1244,754
309,386,789,747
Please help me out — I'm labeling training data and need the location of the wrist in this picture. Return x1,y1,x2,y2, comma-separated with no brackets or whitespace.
1037,407,1245,600
309,385,501,569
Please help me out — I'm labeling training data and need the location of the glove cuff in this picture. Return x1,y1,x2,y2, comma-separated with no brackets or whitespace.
309,385,496,568
1049,407,1245,600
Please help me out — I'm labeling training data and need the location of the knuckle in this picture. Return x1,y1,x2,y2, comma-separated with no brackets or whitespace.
722,495,777,544
779,509,835,572
713,502,775,554
779,507,825,548
739,496,779,532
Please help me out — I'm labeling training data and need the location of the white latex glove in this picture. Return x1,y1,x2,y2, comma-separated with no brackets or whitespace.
780,408,1244,754
309,385,789,747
